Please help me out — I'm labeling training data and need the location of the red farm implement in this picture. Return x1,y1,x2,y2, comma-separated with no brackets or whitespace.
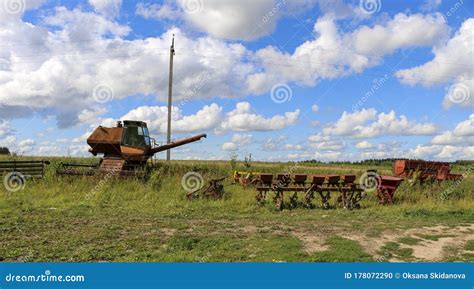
393,160,463,184
255,173,365,210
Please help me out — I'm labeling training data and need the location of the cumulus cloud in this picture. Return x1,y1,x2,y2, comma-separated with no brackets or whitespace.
396,18,474,109
0,135,35,154
89,0,122,19
135,1,177,20
0,6,454,130
0,6,254,127
285,144,304,151
407,144,473,160
221,142,238,151
217,102,300,133
323,109,436,138
231,133,253,145
431,114,474,145
118,101,298,136
0,120,13,137
220,133,252,151
261,136,287,151
136,0,313,41
453,114,474,136
121,103,222,134
246,13,448,94
355,140,373,150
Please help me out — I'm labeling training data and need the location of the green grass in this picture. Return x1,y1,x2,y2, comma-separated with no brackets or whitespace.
397,237,422,245
464,240,474,251
310,236,373,262
415,234,457,241
0,156,473,262
378,242,414,261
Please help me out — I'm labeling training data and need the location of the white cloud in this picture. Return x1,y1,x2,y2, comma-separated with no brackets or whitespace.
285,144,304,151
217,102,300,133
0,136,35,154
307,133,345,153
396,18,474,109
431,114,474,145
221,133,253,151
352,13,448,57
135,2,177,20
0,7,254,127
121,103,222,134
323,109,436,138
421,0,442,12
180,0,280,41
89,0,122,19
118,101,298,136
221,142,238,151
431,131,474,146
0,120,13,137
311,104,319,113
453,114,474,136
231,133,252,145
261,136,287,150
355,140,373,150
407,143,474,160
246,13,448,94
435,145,474,160
322,108,377,136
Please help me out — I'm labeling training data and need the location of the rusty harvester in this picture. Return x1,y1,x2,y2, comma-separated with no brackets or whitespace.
56,120,206,177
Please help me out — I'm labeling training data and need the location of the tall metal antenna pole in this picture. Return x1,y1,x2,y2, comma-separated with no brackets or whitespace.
166,34,175,161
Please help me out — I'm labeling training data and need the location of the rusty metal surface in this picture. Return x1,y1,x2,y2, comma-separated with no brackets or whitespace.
393,159,462,182
255,173,365,210
0,160,50,178
150,133,206,154
375,175,404,205
61,120,207,177
187,177,225,200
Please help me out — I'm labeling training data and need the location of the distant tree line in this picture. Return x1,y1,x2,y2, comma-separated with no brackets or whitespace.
299,158,474,166
0,147,10,155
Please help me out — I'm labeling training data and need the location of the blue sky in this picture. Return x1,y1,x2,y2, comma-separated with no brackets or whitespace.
0,0,472,161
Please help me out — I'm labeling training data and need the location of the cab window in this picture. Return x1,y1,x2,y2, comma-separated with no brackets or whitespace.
143,127,151,146
122,125,146,147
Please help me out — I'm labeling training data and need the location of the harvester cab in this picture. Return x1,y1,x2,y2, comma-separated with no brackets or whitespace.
88,120,153,165
57,120,206,176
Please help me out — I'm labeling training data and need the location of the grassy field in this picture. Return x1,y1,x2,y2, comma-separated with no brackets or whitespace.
0,156,473,262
